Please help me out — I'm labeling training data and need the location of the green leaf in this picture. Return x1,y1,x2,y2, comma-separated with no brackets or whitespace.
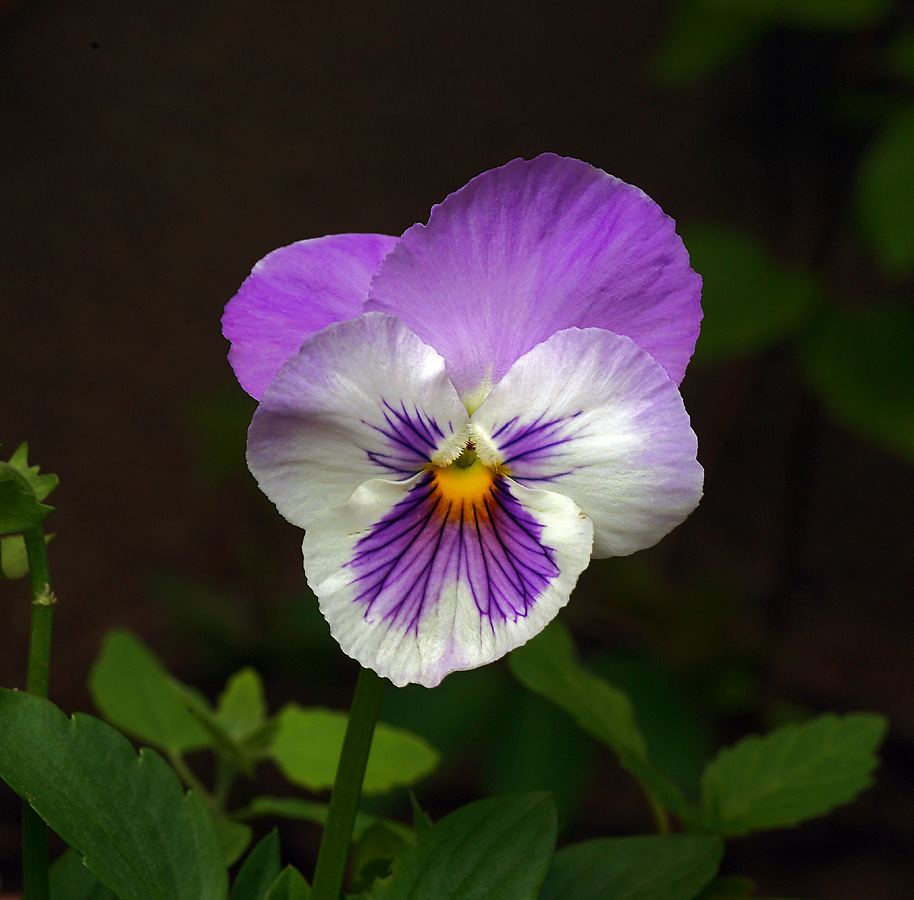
409,792,434,839
374,793,557,900
0,443,59,534
509,622,646,760
590,652,711,800
0,688,227,900
885,30,914,83
217,667,268,740
682,226,819,364
236,795,410,842
50,848,118,900
701,712,888,835
0,473,48,534
856,108,914,277
651,2,762,85
215,816,254,866
1,533,35,578
88,629,212,755
271,705,439,794
351,821,413,891
801,303,914,460
541,834,723,900
484,687,594,819
263,866,311,900
694,876,758,899
652,0,890,85
509,622,704,826
231,830,282,900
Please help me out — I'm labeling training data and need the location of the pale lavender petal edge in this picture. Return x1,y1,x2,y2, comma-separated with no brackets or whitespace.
223,232,397,399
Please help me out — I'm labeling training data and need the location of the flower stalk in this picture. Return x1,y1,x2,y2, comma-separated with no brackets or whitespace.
310,666,385,900
23,524,55,900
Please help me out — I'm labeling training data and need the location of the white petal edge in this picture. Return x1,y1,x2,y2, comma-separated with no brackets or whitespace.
247,313,469,529
471,327,703,558
303,473,594,687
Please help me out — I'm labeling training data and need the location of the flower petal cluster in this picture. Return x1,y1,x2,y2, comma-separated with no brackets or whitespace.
223,154,703,687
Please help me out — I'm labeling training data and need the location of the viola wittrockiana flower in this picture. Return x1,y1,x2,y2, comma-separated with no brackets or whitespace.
224,154,703,687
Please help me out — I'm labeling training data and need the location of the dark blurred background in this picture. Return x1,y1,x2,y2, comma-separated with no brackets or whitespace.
3,0,914,897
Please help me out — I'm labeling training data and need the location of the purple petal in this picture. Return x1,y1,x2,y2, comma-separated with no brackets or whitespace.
365,154,701,404
223,233,397,399
304,471,593,687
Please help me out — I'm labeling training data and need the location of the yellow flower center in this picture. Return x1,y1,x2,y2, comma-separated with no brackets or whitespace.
431,444,497,506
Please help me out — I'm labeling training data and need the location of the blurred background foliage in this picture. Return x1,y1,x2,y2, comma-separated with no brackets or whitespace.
2,0,913,897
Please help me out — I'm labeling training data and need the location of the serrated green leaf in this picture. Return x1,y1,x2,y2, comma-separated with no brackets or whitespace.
271,705,439,794
541,834,723,900
374,793,557,900
88,629,211,755
856,108,914,277
49,848,118,900
263,866,311,900
217,667,268,740
5,442,59,501
801,303,914,460
236,795,410,843
509,622,705,826
0,466,54,534
0,688,227,900
682,226,820,364
231,829,281,900
215,816,254,866
701,712,888,835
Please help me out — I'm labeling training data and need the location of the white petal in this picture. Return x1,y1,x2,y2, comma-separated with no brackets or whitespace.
247,314,468,529
303,471,594,687
471,327,703,558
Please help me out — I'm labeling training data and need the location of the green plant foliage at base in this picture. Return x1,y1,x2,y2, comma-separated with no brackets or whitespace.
701,712,888,835
540,834,723,900
0,689,227,900
271,704,439,794
373,793,557,900
89,629,212,755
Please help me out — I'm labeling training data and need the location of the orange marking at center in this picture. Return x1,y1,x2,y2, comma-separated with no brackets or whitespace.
431,457,496,508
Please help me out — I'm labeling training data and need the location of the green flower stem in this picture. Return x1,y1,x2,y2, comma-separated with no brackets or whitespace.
311,666,386,900
24,526,54,697
23,525,55,900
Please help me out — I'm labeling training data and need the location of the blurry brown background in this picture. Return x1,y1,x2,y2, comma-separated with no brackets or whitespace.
2,1,913,897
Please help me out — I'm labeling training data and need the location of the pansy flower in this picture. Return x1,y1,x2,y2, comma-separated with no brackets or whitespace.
223,154,703,688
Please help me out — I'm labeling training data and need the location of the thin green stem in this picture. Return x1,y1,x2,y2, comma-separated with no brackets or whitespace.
212,757,237,815
22,525,54,900
167,751,213,808
310,666,385,900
